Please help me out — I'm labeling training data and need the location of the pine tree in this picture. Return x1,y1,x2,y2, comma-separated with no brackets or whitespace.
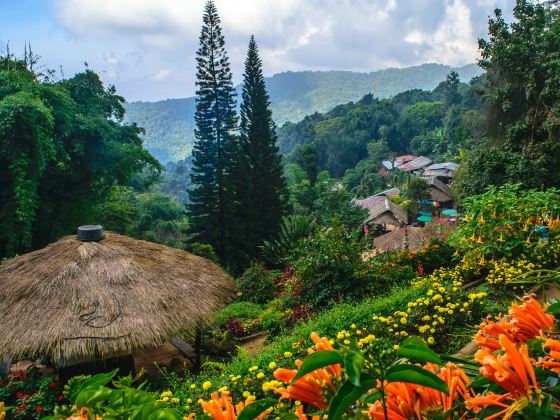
234,36,289,259
188,0,238,264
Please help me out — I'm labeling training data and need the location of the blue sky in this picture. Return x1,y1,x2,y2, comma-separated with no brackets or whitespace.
1,0,515,102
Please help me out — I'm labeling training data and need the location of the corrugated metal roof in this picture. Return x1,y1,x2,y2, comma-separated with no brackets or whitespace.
395,155,418,165
374,187,401,197
424,162,459,171
399,156,432,172
381,160,394,170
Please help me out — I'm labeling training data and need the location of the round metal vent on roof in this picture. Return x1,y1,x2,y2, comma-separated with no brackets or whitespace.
77,225,105,242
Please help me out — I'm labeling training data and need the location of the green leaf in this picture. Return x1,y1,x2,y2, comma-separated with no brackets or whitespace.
386,364,449,395
237,398,276,420
328,377,377,420
291,350,343,383
71,369,119,404
345,351,365,386
397,340,442,365
546,301,560,315
280,415,299,420
146,409,183,420
439,354,479,367
360,389,382,405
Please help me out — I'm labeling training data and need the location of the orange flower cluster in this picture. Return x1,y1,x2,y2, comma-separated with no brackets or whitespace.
198,391,267,420
476,295,554,351
368,362,473,420
273,332,341,409
538,338,560,374
467,334,540,419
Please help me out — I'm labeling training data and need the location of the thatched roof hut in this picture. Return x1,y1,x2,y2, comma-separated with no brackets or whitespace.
0,228,235,362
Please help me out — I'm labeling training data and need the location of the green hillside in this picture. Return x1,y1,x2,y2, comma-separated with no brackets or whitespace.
124,63,482,162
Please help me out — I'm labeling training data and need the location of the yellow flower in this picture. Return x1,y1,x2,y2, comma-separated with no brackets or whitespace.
187,399,192,404
243,391,251,398
161,391,173,398
162,396,169,402
202,381,212,390
284,351,292,358
190,384,197,390
170,398,180,404
257,372,265,379
427,337,435,345
268,361,277,370
249,365,259,372
393,344,400,350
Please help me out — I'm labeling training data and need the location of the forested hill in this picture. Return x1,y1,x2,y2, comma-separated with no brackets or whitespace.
124,63,482,163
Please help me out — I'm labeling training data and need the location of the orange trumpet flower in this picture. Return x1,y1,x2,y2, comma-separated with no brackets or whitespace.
476,295,554,351
273,332,342,409
538,338,560,373
201,391,267,420
467,334,540,419
368,362,473,419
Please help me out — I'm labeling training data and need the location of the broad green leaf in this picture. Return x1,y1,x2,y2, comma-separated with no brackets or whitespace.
291,350,343,383
237,398,276,420
71,369,119,404
146,409,183,420
280,415,299,420
546,301,560,315
439,354,479,367
328,377,377,420
360,389,382,405
386,364,449,395
345,351,365,386
397,345,442,364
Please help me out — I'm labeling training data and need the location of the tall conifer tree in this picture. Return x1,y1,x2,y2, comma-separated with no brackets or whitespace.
235,36,289,259
189,0,238,264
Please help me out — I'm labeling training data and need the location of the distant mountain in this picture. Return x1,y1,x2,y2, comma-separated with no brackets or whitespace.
124,63,483,163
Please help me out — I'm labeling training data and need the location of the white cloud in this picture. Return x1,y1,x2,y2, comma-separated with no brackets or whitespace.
404,0,478,65
152,69,172,81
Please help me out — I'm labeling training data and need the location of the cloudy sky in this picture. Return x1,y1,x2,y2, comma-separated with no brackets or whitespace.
1,0,515,102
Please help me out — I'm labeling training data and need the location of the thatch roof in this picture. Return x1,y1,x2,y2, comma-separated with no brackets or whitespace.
0,232,235,361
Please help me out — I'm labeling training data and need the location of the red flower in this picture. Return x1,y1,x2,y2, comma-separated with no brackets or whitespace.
49,380,57,390
24,394,29,400
16,391,23,398
58,394,64,401
36,406,43,413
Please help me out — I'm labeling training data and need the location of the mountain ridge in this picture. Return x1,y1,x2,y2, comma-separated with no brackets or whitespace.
124,63,483,163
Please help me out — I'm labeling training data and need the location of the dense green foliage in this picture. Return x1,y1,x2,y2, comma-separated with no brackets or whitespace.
455,0,560,199
0,56,159,259
124,64,482,162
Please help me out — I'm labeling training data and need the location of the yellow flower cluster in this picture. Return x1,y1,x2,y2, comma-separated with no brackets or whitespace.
486,259,539,285
372,267,487,346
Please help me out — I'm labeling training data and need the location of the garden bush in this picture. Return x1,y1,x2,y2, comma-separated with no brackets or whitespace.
452,184,560,260
0,367,59,419
236,263,278,304
288,224,367,308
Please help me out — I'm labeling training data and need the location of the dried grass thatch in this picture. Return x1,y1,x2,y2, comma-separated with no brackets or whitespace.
0,232,235,361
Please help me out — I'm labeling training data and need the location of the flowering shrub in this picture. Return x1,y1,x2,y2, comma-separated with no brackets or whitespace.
288,225,367,308
370,266,488,351
452,184,560,261
236,264,279,304
485,258,539,287
0,367,59,419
